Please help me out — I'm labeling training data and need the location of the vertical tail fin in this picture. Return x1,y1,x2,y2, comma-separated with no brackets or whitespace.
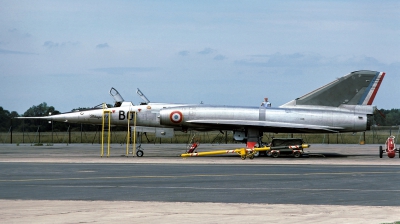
359,72,385,105
280,70,385,108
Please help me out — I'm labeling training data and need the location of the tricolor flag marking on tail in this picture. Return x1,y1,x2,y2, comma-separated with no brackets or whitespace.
359,72,385,105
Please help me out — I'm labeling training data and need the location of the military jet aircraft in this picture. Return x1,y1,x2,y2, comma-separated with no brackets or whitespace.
18,70,385,155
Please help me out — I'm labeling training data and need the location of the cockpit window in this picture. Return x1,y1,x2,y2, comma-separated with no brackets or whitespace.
110,87,124,107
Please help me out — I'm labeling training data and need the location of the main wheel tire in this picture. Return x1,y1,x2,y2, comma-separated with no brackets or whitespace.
253,151,260,157
379,146,383,158
271,151,279,158
293,151,301,158
136,150,144,157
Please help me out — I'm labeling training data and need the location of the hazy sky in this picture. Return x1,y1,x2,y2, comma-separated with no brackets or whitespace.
1,0,399,114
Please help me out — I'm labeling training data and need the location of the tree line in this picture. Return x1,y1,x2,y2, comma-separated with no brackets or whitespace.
0,102,114,132
1,102,399,132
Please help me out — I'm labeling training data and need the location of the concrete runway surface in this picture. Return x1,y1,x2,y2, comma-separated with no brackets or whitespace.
0,143,399,224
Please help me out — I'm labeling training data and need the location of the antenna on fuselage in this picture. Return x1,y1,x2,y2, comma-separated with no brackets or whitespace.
136,88,150,105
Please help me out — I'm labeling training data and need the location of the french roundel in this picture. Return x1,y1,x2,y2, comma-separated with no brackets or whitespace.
170,111,183,123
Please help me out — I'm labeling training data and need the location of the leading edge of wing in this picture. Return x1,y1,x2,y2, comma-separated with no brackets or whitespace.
186,119,341,133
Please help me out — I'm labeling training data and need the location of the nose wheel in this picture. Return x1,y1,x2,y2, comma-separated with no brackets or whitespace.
136,150,144,157
135,144,144,157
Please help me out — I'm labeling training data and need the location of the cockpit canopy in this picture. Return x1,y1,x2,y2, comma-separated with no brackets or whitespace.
110,87,125,107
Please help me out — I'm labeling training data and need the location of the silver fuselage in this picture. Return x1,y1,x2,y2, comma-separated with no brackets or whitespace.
42,103,370,133
159,105,369,133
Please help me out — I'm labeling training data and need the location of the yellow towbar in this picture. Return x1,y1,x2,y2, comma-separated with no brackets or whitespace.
181,144,310,160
